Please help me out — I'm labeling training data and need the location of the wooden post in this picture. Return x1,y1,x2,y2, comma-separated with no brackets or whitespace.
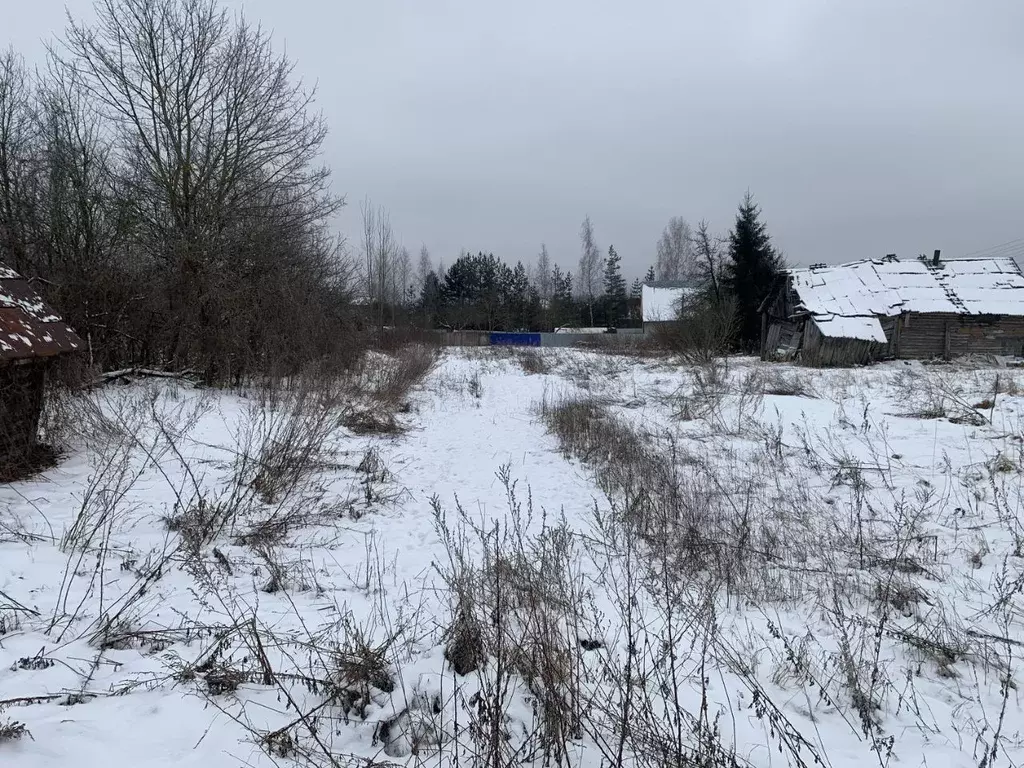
943,320,951,361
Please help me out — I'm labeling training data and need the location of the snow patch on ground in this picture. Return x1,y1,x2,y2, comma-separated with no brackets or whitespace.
0,349,1021,767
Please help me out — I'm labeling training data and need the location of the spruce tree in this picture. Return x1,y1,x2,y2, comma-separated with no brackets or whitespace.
551,265,567,301
725,192,784,351
507,261,531,329
644,265,655,283
419,271,443,327
550,265,574,327
630,277,642,298
603,246,626,302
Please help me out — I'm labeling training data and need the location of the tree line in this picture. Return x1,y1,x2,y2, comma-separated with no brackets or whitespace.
363,194,784,350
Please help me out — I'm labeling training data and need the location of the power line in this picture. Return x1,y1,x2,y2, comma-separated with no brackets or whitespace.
958,237,1024,259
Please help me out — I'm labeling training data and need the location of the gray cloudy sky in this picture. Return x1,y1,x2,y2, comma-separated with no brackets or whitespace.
7,1,1024,277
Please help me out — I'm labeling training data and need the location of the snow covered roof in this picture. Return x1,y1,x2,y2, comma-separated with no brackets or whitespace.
788,256,1024,341
813,315,888,343
0,264,83,362
641,283,696,322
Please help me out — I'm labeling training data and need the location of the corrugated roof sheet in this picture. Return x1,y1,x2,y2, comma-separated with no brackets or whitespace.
0,266,83,362
788,256,1024,341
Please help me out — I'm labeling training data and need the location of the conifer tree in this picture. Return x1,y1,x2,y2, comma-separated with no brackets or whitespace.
603,245,626,302
725,192,784,350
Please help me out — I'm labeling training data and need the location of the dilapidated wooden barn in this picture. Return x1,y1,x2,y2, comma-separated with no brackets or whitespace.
761,253,1024,366
0,265,83,472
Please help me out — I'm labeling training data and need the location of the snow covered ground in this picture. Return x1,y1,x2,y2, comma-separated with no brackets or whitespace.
1,348,1022,767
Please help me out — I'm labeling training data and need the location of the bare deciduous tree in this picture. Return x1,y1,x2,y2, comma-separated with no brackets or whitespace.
361,198,399,340
55,0,346,376
34,62,142,368
396,245,411,309
655,216,694,282
0,49,36,274
416,244,432,294
0,0,361,381
58,0,339,245
692,219,727,301
536,243,552,301
578,216,601,325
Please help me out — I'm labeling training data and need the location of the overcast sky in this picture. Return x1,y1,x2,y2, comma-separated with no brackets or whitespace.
7,1,1024,277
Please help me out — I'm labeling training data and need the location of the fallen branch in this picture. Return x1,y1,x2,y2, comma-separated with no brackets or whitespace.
0,692,100,708
92,368,198,387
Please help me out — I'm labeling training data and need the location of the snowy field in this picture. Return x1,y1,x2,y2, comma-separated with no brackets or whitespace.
1,347,1023,768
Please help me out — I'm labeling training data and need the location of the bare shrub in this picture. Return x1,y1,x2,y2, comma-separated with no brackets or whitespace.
364,344,439,408
235,375,345,504
671,361,767,434
49,388,207,637
340,344,438,433
341,407,400,435
432,467,588,765
578,491,825,768
759,367,814,397
540,390,854,606
894,368,986,425
651,293,738,363
164,494,242,556
0,719,31,743
333,626,395,697
443,595,485,676
518,349,550,375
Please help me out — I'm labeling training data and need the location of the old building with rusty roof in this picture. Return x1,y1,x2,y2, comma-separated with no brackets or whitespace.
0,264,83,472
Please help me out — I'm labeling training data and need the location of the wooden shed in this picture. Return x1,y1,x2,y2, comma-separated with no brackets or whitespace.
761,253,1024,366
0,264,83,471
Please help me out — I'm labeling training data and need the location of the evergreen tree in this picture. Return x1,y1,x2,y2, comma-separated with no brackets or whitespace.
603,245,626,302
562,270,573,300
548,264,568,327
441,251,512,330
552,265,572,302
630,277,642,298
507,261,531,328
418,271,443,327
601,246,627,327
644,265,655,283
725,192,784,350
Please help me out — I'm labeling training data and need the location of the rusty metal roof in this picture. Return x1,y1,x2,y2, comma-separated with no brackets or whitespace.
0,266,83,362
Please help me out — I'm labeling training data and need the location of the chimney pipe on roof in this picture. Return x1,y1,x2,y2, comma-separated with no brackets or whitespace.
933,249,941,266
